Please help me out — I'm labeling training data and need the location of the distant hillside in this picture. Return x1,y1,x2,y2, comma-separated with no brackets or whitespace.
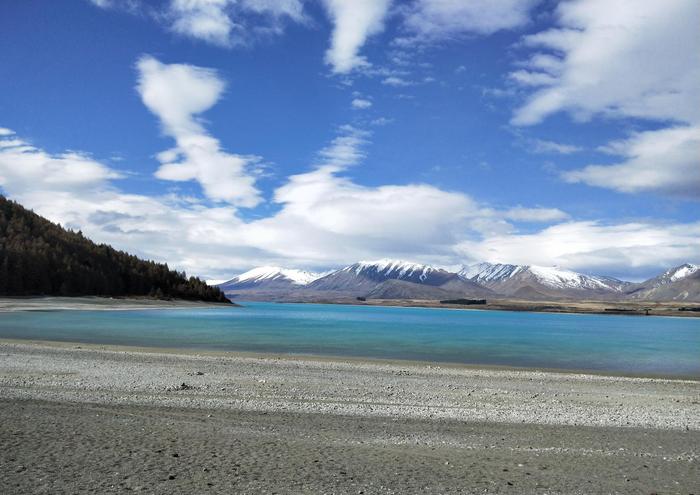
308,260,468,294
216,259,699,304
625,264,700,302
460,262,629,300
219,266,322,291
218,259,494,301
0,196,230,303
365,279,491,300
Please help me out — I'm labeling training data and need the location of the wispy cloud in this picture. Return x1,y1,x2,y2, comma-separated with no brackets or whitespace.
321,0,392,74
89,0,305,47
382,76,413,87
315,126,370,169
563,125,700,199
511,0,700,126
504,206,569,222
168,0,237,47
351,98,372,109
398,0,540,45
531,139,582,155
370,117,394,126
509,0,700,201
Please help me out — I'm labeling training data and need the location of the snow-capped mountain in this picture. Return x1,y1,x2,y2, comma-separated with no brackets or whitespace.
459,263,523,283
460,262,628,299
625,263,700,301
643,263,699,288
309,259,476,292
218,266,322,291
308,259,491,299
215,260,699,303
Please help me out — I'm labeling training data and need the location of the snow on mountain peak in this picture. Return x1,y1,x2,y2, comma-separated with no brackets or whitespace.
352,259,438,280
663,263,699,283
527,265,613,290
462,262,620,290
234,266,321,285
459,263,522,282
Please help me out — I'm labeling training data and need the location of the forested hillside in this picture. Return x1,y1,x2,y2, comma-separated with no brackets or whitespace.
0,196,230,303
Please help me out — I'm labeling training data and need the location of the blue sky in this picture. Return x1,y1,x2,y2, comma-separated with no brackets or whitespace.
1,0,698,281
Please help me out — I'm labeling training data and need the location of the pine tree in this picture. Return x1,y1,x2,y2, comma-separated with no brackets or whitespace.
0,195,230,303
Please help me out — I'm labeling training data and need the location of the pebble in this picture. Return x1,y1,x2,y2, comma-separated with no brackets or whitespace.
0,343,697,431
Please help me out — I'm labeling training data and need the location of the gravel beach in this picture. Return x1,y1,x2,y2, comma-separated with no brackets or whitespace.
0,297,234,312
1,341,698,493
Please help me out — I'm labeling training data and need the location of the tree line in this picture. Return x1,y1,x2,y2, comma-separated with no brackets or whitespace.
0,196,230,303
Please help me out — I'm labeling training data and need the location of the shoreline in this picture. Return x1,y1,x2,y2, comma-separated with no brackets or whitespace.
1,337,698,382
1,340,698,430
0,296,234,313
245,297,700,318
3,295,699,318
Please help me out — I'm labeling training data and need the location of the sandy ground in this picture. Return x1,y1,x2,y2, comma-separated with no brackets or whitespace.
1,341,699,493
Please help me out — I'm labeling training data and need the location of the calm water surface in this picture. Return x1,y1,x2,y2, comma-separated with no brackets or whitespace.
0,302,698,377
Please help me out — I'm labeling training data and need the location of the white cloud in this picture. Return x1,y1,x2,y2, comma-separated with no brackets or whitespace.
89,0,116,7
236,127,492,263
0,132,123,193
136,55,262,207
88,0,140,12
509,0,700,200
511,0,700,126
400,0,540,43
351,98,372,109
504,206,569,222
563,125,700,198
531,139,582,155
136,55,223,136
91,0,304,46
169,0,236,47
508,69,557,87
321,0,392,74
240,0,305,21
316,126,370,168
457,221,700,277
382,76,413,87
370,117,393,126
1,126,696,279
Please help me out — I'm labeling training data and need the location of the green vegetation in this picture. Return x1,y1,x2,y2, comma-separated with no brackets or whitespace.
0,196,230,303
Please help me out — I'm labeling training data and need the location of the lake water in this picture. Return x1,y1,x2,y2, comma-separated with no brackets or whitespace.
0,302,698,377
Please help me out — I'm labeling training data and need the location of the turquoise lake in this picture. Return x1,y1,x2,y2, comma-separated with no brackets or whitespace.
0,302,698,377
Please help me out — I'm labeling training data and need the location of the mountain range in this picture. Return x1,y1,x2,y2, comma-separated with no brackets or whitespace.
458,262,629,300
215,260,700,303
